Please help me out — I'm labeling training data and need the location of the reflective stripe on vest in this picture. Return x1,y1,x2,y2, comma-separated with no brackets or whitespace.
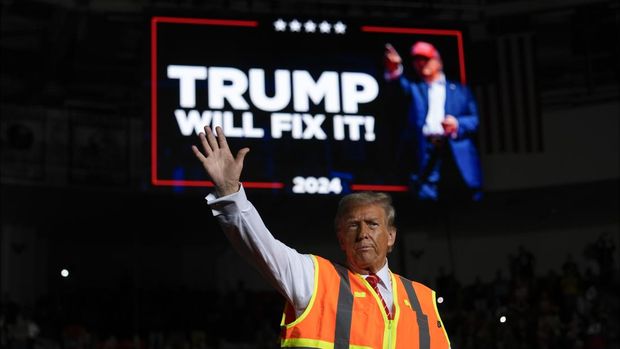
400,276,430,349
332,262,354,349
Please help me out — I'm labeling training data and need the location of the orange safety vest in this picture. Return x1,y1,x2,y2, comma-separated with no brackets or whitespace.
280,255,450,349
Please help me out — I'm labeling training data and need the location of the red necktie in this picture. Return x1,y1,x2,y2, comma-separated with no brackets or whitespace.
366,274,393,320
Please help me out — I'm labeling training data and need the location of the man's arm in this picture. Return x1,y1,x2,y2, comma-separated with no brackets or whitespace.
193,126,314,314
384,43,404,81
445,85,479,139
458,86,480,136
383,43,417,105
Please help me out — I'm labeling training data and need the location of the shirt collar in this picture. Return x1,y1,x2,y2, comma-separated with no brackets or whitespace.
428,73,446,86
362,260,391,288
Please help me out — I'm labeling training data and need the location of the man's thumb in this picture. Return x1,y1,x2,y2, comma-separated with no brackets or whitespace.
235,148,250,165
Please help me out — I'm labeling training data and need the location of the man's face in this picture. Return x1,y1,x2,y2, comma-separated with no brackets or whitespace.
337,204,396,274
412,55,442,80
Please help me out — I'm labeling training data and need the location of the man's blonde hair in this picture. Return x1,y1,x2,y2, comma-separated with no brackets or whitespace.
334,191,396,231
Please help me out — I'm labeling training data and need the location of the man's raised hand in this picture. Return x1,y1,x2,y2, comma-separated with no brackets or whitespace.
384,43,402,73
192,126,250,197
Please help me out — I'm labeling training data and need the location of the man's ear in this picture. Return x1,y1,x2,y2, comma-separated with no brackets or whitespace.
387,227,397,253
337,230,346,251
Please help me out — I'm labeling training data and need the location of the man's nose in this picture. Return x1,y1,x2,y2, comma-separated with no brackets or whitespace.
357,224,370,239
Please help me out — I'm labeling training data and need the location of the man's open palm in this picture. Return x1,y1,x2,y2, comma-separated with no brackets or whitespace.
192,126,250,196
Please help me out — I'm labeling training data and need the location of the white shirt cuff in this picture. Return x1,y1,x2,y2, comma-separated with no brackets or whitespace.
205,183,250,216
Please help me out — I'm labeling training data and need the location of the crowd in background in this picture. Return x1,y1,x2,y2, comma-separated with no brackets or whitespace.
1,233,617,349
438,232,618,348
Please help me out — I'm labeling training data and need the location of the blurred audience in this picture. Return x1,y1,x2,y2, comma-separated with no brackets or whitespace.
0,233,617,349
436,234,619,349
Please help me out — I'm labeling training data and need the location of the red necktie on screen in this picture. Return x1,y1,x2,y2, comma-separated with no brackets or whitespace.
366,274,393,320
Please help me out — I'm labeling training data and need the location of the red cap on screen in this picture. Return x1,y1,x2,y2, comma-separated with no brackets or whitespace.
410,41,440,59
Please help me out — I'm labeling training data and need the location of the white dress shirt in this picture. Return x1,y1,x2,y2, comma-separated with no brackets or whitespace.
207,184,394,317
385,67,449,138
422,73,447,137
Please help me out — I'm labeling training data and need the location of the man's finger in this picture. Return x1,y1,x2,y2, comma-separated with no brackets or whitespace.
191,145,208,162
205,126,219,152
197,132,214,157
235,147,250,167
215,126,229,150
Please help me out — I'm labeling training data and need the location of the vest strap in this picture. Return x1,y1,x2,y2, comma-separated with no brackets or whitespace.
400,276,430,349
331,261,353,349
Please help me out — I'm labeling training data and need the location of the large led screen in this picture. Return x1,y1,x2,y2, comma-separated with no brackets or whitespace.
151,16,467,195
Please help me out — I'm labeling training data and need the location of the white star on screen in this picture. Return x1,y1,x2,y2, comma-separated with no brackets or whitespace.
304,20,317,33
289,19,302,32
274,18,287,31
319,21,331,33
334,21,346,34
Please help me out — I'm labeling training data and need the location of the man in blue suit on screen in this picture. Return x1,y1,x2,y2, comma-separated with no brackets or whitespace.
384,41,483,202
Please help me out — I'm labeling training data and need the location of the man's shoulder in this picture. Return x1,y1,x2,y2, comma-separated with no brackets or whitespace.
446,79,472,93
313,255,344,273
